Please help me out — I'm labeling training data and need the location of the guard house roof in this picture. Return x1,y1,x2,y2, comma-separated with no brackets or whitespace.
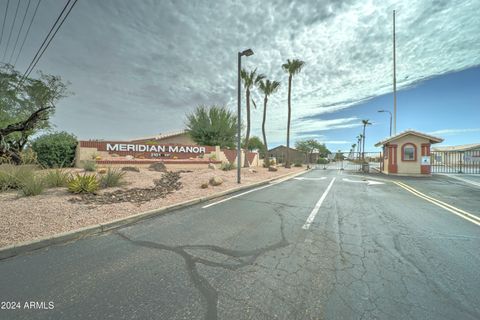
374,130,444,147
431,143,480,152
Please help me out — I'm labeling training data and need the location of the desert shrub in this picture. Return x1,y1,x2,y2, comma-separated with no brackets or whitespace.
83,160,97,172
121,166,140,172
44,168,71,188
20,149,38,165
99,168,126,188
68,174,99,194
294,162,303,167
19,176,45,197
220,162,235,171
262,159,275,168
317,158,329,165
30,132,77,168
0,164,36,191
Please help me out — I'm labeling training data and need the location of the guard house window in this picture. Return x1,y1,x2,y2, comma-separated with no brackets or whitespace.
402,143,416,161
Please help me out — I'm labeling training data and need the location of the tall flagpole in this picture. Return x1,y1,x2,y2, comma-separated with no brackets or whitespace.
393,10,397,135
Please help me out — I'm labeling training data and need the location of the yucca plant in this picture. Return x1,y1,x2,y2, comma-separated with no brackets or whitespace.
68,174,99,194
99,168,126,188
44,168,71,188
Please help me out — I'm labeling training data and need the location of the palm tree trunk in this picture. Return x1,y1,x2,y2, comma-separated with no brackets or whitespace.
262,95,268,167
244,88,251,167
285,75,292,168
362,126,366,162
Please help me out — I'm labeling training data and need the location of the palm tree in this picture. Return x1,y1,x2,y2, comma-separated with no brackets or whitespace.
282,59,305,168
356,135,362,159
240,68,265,167
361,120,372,161
351,143,356,159
258,79,280,163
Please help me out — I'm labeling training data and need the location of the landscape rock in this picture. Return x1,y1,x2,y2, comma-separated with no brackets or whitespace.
70,171,182,205
268,166,278,172
208,163,217,170
97,168,107,174
149,162,166,172
122,166,140,172
200,181,209,189
248,169,257,173
209,176,223,186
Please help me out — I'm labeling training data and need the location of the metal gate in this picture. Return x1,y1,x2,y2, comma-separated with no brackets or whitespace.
319,151,382,172
431,151,480,174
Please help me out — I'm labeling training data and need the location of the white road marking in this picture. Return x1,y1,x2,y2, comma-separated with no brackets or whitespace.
394,181,480,227
202,170,308,208
302,177,336,230
342,178,385,185
294,177,327,181
202,183,276,208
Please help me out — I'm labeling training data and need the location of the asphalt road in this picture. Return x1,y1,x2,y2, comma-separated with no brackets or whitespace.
1,168,479,320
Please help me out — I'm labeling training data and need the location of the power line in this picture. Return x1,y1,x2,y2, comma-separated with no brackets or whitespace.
19,0,78,85
0,0,11,53
2,0,21,61
13,0,42,67
9,0,32,64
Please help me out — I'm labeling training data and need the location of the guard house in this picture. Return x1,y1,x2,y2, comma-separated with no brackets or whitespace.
375,130,443,175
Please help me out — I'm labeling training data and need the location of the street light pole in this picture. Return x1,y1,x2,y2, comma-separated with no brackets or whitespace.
378,109,392,136
237,48,254,184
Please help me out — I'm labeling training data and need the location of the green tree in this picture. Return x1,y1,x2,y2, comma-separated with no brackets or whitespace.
258,79,280,158
185,105,238,148
295,139,329,163
240,68,265,166
30,131,78,167
242,136,265,152
0,64,69,164
282,59,305,168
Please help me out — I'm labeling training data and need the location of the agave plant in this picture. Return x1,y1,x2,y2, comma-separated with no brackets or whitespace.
68,173,99,194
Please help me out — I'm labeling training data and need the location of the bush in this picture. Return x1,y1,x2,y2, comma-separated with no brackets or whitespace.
220,162,235,171
68,174,99,194
44,168,71,188
19,176,45,197
30,131,77,168
263,159,275,168
20,149,38,165
294,162,303,167
317,158,329,164
99,168,126,188
0,164,36,191
83,160,97,172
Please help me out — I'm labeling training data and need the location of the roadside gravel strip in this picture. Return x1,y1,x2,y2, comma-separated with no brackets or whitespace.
0,169,308,260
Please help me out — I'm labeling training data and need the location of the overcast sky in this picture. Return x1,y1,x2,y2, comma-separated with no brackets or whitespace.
2,0,479,150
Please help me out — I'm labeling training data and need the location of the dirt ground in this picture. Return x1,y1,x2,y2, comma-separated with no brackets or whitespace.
0,166,304,248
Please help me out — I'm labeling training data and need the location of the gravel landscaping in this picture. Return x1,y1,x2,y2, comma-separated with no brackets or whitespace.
0,166,303,248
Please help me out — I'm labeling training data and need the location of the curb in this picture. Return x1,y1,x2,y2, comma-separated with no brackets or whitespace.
0,168,309,260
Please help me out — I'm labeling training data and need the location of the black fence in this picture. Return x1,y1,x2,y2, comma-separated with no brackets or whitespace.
431,151,480,174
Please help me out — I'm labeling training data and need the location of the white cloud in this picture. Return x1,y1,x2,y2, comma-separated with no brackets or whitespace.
17,0,480,141
428,128,480,136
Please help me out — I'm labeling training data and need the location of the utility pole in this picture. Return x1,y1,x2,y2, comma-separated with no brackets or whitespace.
393,10,397,135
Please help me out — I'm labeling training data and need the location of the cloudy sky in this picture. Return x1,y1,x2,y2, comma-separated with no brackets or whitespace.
1,0,479,151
